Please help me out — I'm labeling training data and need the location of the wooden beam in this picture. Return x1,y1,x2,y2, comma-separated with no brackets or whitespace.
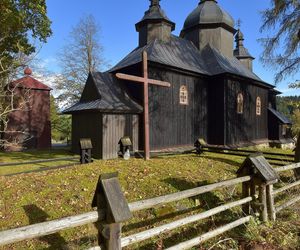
121,197,253,247
272,179,300,196
275,195,300,213
115,51,171,160
165,216,253,250
116,73,171,87
275,163,300,173
259,184,268,222
128,176,251,212
0,211,102,246
266,185,276,221
143,51,150,160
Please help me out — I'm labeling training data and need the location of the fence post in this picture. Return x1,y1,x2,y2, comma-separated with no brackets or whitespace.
294,132,300,180
237,154,279,222
258,184,268,222
241,181,250,214
92,173,132,250
266,184,276,221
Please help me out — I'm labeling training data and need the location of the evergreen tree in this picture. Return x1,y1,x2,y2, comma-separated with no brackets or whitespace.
260,0,300,83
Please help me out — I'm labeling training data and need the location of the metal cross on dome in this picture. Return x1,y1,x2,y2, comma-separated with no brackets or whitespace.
150,0,160,7
236,19,242,29
116,51,171,160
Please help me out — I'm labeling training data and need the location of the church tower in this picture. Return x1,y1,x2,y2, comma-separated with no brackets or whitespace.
136,0,175,47
233,29,255,71
180,0,236,58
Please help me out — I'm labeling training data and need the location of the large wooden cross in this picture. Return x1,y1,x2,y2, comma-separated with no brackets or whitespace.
116,51,171,160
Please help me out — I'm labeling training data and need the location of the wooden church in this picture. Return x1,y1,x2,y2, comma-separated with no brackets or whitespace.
64,0,292,159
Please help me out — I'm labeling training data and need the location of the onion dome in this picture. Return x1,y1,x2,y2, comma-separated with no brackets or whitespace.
182,0,235,33
234,29,254,59
24,67,33,75
234,28,255,71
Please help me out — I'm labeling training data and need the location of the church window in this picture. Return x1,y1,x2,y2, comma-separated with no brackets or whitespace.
179,85,188,105
256,97,261,116
237,93,244,114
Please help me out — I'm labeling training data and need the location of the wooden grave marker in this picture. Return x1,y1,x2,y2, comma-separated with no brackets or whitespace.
92,172,132,249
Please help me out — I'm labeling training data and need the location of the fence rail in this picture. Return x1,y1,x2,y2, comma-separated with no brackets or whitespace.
1,156,300,249
0,175,254,249
201,145,294,158
198,144,295,166
165,216,253,250
122,197,253,248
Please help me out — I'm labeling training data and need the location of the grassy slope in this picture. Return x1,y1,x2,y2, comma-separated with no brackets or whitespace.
0,149,299,249
0,148,78,176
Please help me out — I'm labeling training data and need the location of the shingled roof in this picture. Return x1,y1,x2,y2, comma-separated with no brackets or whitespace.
268,108,292,124
110,35,272,87
200,44,270,85
11,76,52,91
63,72,142,114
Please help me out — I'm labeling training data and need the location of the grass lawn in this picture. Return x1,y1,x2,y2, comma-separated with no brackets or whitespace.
0,148,299,250
0,148,78,176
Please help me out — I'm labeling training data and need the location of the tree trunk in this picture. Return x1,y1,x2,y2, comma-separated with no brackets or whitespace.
294,132,300,179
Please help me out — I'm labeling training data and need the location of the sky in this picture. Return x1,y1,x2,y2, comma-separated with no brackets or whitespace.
37,0,300,96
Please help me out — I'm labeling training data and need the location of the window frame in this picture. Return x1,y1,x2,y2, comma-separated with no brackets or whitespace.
237,93,244,114
179,85,188,105
256,96,261,116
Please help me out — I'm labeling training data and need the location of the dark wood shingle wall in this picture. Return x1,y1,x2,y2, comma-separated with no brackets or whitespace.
102,114,139,159
72,113,102,158
147,66,208,149
225,78,269,145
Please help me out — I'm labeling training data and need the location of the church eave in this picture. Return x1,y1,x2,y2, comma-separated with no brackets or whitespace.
135,18,175,31
234,55,255,60
63,109,142,115
222,72,274,89
182,22,236,35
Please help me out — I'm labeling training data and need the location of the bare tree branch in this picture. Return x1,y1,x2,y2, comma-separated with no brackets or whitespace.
0,52,33,150
55,14,108,106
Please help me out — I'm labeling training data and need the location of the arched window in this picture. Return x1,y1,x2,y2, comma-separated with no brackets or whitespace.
237,93,244,114
256,97,261,115
179,85,188,105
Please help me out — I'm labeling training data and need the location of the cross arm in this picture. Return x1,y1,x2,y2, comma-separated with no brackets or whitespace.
116,73,171,88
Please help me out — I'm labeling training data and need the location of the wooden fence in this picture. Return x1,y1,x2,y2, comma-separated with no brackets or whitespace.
268,163,300,221
196,143,295,166
0,157,299,249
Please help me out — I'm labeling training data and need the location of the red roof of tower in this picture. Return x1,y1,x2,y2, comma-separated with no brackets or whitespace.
11,67,52,91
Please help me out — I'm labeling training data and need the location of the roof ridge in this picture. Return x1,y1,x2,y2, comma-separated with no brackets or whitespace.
11,75,52,90
202,44,223,69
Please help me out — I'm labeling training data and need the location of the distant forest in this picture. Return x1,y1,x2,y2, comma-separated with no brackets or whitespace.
277,96,300,118
277,96,300,135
